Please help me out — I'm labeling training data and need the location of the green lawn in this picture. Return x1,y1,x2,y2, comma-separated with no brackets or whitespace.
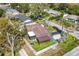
47,25,57,32
51,19,75,29
59,34,79,53
32,40,55,51
44,14,53,19
16,50,20,56
36,20,46,25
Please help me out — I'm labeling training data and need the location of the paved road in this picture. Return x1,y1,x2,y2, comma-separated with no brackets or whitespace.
64,46,79,56
45,20,79,40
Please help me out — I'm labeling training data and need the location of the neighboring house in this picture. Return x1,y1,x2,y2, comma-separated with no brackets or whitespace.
47,9,61,16
26,22,51,43
14,14,32,22
6,8,32,23
0,3,10,10
6,9,20,19
64,15,79,31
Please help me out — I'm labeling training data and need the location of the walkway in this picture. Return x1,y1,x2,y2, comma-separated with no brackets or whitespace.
64,46,79,56
23,38,35,56
19,49,28,56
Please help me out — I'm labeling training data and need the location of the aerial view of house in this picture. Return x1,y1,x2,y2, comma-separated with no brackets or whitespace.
26,22,51,43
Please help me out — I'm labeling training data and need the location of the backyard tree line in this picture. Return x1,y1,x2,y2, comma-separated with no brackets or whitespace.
0,18,26,55
10,3,79,15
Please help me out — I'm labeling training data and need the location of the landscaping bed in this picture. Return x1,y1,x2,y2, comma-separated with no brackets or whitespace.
59,33,79,53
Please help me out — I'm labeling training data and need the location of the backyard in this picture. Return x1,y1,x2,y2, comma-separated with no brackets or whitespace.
36,20,57,32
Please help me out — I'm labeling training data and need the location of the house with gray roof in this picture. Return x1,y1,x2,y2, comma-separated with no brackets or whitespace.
6,8,32,24
64,15,79,31
6,9,20,19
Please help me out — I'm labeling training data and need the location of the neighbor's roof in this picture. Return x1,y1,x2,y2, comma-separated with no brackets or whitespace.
51,32,60,35
14,14,31,22
64,15,79,21
47,9,61,16
6,9,19,13
26,23,51,42
52,32,61,40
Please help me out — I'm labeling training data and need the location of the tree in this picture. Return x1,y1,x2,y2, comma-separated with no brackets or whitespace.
0,18,25,55
29,3,50,16
0,9,4,17
10,3,30,13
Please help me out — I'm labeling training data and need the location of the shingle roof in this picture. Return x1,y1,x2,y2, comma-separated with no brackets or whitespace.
26,23,51,42
14,14,31,22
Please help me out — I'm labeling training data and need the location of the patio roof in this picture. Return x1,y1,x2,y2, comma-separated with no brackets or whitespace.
28,31,36,37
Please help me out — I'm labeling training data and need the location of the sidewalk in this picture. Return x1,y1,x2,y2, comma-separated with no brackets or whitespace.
19,49,28,56
64,46,79,56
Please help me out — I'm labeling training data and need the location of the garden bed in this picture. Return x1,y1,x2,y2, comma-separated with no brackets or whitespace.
59,33,79,53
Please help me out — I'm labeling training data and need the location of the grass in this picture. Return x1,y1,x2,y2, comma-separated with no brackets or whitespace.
36,20,45,25
36,20,57,32
16,50,20,56
44,14,53,20
59,33,79,53
32,40,55,51
47,25,57,32
52,19,75,29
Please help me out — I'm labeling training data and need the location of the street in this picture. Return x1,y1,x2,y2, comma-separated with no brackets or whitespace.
45,20,79,40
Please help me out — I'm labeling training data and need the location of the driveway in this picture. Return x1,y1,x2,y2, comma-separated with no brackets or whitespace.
64,46,79,56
